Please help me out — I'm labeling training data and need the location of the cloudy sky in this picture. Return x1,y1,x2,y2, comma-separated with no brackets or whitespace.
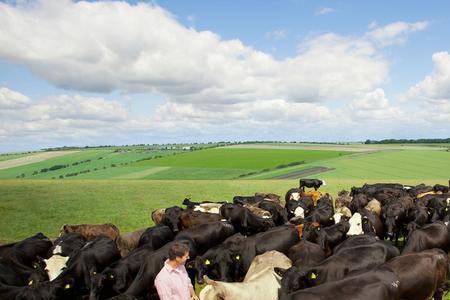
1,0,450,152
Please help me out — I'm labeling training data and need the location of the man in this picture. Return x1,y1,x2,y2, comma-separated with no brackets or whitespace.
155,242,199,300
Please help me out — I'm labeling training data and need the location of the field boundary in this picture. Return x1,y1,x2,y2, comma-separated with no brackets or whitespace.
0,151,79,170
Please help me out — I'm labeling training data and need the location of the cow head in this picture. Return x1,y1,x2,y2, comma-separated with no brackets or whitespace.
347,213,364,236
276,266,312,296
162,206,183,233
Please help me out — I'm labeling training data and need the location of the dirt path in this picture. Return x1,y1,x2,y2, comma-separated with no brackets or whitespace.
271,166,335,179
0,151,79,170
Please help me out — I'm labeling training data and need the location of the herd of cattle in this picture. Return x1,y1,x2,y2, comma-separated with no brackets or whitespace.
1,179,450,300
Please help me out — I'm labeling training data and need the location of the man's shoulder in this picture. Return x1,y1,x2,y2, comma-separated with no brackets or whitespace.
154,266,168,283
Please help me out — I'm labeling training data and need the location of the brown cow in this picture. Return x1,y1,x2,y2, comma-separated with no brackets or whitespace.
384,248,449,300
180,210,223,230
60,223,120,241
116,228,146,257
364,199,381,217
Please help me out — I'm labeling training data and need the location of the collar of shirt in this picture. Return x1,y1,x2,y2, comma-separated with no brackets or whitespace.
163,259,183,274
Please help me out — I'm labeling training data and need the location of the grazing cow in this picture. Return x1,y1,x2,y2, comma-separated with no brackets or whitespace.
402,222,450,254
137,224,174,249
60,223,120,242
161,206,184,233
277,241,399,294
384,248,449,300
150,208,165,225
180,210,223,230
287,239,326,268
299,179,326,191
278,266,400,300
52,233,87,257
199,251,292,300
175,222,236,255
220,203,275,235
116,228,146,257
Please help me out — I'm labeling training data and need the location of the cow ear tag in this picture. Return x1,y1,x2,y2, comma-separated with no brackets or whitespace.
110,274,114,279
28,280,33,286
204,259,211,265
310,273,317,279
446,208,448,212
65,284,71,289
235,255,240,260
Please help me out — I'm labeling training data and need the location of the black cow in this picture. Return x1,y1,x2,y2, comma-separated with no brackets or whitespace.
278,242,399,295
426,196,448,222
189,233,246,284
89,244,156,299
405,204,429,236
316,221,350,256
0,256,48,286
348,193,369,214
434,184,449,194
161,206,184,233
50,236,121,299
382,201,407,244
232,196,258,205
402,222,450,254
137,224,174,249
384,248,449,300
299,179,325,191
287,239,326,268
219,203,275,235
195,225,299,283
52,232,87,257
258,200,288,225
0,233,53,268
278,266,400,300
174,222,235,255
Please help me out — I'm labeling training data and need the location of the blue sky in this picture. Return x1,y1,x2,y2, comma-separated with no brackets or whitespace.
1,0,450,152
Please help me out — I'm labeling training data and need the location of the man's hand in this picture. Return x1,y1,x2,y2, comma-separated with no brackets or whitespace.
191,295,199,300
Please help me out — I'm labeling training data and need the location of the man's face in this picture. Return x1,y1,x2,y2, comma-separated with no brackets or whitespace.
177,251,190,265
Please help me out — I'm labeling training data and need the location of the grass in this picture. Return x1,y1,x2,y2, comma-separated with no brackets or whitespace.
0,152,36,161
1,178,447,243
247,149,450,180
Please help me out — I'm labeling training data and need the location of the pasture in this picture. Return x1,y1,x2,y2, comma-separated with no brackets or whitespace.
0,178,446,243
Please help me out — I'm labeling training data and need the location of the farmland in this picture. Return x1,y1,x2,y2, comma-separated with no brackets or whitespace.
0,143,449,243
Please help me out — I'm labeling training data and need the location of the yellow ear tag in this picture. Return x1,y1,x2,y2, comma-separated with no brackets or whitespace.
110,274,114,279
28,280,33,286
310,273,317,279
446,208,448,212
93,271,96,275
235,255,240,260
204,259,211,265
65,284,71,289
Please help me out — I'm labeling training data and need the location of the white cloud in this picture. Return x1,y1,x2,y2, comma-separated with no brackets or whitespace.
403,51,450,104
265,29,287,40
0,0,388,105
366,21,428,47
0,87,31,109
315,7,335,16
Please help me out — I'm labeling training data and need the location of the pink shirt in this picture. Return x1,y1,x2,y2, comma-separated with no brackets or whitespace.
154,259,193,300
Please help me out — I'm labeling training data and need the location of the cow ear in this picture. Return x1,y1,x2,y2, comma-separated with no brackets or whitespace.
274,267,287,277
186,261,194,269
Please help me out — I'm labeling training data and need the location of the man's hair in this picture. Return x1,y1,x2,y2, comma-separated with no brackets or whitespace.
168,242,189,260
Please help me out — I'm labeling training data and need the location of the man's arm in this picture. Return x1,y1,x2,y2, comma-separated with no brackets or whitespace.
189,285,199,300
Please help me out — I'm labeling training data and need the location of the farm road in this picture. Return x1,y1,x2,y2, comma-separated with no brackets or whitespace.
0,151,79,170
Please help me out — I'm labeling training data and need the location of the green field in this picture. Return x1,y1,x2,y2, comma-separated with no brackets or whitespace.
2,178,447,243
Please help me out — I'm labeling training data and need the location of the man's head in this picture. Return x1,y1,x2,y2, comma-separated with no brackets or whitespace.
169,242,190,265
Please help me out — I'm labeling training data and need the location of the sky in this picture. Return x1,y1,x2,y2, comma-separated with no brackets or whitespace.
1,0,450,152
